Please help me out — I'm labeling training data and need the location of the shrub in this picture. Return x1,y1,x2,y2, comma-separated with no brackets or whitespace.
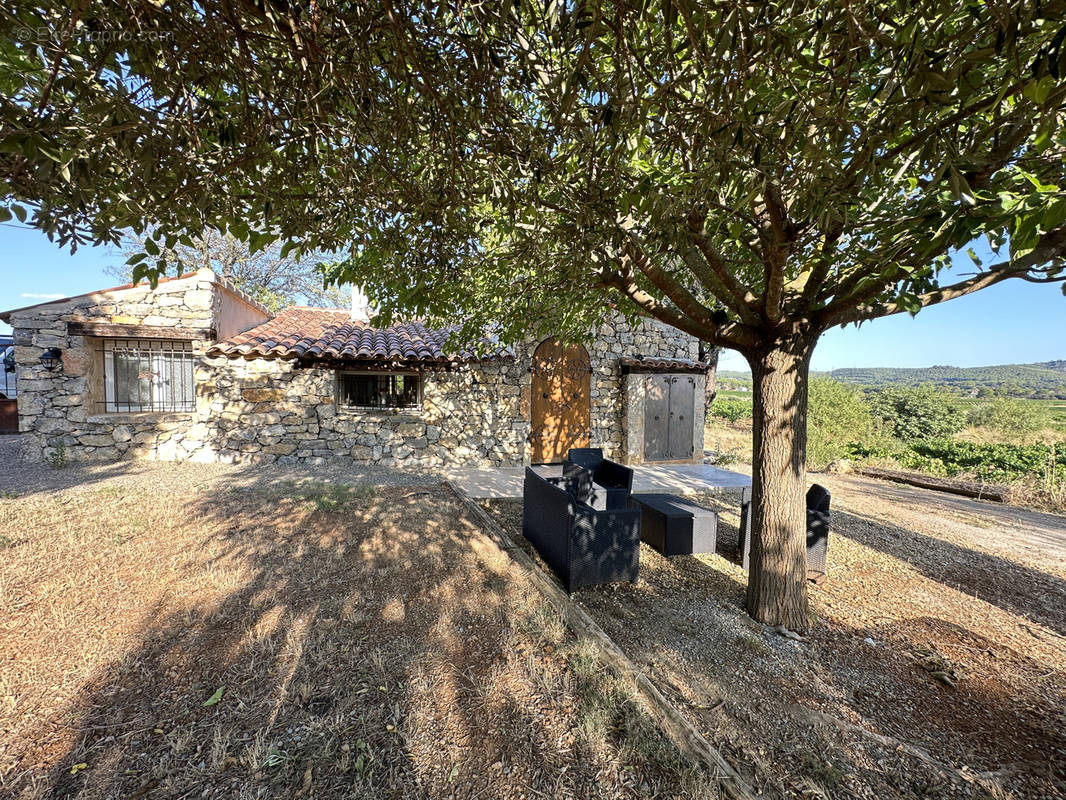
711,397,752,424
44,441,68,469
870,386,965,441
967,397,1052,439
806,378,874,468
848,439,1066,484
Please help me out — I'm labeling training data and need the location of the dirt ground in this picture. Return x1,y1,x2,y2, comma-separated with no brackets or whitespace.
483,473,1066,800
0,455,716,799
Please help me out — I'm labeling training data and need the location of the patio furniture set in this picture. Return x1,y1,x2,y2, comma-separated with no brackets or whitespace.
521,448,831,592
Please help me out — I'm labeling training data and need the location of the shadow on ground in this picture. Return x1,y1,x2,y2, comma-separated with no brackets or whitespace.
482,495,1066,800
0,466,709,800
831,508,1066,637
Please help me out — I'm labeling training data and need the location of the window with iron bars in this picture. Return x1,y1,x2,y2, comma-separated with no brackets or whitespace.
337,372,420,410
1,340,15,399
101,339,196,413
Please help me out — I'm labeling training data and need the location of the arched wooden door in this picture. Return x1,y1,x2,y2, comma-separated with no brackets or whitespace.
530,338,591,464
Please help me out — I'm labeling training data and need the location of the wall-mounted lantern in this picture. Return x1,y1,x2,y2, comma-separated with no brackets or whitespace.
39,347,62,371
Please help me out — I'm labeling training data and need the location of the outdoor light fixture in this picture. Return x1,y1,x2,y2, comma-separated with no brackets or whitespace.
39,347,62,371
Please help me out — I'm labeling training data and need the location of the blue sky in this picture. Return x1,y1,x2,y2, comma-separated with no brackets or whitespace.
1,224,1063,370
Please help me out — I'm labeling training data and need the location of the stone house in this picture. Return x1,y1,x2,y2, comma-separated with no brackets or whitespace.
1,269,709,467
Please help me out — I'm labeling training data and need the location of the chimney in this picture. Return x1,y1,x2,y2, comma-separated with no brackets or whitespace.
351,286,373,322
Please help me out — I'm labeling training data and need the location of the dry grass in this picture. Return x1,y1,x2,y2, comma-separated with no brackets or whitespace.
704,420,753,466
0,472,715,799
956,425,1066,446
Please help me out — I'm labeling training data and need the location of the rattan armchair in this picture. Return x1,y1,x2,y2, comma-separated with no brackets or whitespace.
522,467,640,592
563,448,634,510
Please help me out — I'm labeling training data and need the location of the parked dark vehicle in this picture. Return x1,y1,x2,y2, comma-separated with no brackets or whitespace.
521,467,640,592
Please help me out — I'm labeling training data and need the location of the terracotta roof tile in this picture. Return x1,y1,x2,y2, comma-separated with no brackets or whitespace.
208,307,512,364
619,356,709,373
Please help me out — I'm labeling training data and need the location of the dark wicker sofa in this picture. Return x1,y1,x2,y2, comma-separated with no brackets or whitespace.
563,448,634,511
521,467,640,592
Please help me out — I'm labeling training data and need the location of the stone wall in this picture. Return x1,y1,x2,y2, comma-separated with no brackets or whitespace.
583,317,697,460
169,356,528,467
145,311,694,468
9,269,270,464
10,282,701,467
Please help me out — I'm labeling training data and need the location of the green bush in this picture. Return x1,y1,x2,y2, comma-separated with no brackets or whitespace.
847,439,1066,483
806,378,874,468
870,386,965,441
711,397,752,423
967,397,1052,438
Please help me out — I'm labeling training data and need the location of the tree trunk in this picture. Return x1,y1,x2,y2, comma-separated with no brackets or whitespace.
698,342,720,420
745,336,815,631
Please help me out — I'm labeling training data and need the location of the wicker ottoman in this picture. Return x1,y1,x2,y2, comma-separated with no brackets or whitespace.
629,493,717,556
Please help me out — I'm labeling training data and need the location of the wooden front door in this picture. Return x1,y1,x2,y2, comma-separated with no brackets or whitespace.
530,338,591,464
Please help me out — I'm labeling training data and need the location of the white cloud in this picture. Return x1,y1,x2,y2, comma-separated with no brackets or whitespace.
20,292,66,301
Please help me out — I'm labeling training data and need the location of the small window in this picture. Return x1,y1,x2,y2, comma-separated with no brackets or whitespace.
102,338,195,413
337,372,420,410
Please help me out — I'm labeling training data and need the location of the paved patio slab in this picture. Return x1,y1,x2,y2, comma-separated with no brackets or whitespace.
445,462,752,499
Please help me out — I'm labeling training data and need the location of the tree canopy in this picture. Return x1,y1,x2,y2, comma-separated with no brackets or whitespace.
3,0,1066,628
107,229,348,311
2,1,1064,347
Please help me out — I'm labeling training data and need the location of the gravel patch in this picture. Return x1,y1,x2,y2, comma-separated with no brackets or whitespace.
481,478,1066,800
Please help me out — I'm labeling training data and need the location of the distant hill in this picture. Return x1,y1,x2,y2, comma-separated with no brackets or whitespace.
716,363,1066,399
826,361,1066,399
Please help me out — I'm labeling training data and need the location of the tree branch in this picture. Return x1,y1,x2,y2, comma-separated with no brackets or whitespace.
760,183,791,323
827,227,1066,327
596,267,759,352
620,237,722,331
686,212,763,321
796,221,846,310
678,245,762,326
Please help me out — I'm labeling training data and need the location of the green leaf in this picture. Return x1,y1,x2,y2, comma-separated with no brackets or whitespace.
1042,198,1066,231
11,204,26,223
947,167,974,205
144,238,159,256
203,685,226,707
126,252,148,265
1022,77,1055,105
1033,124,1052,152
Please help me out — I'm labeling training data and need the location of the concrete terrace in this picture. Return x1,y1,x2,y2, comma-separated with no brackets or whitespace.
444,462,752,499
